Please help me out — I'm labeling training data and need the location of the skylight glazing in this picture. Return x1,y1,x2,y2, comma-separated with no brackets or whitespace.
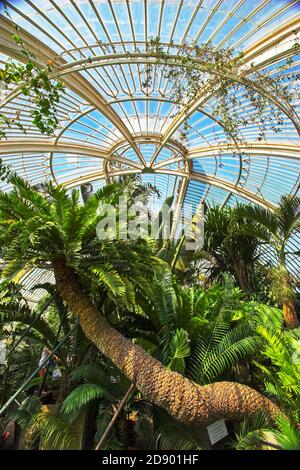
0,0,299,289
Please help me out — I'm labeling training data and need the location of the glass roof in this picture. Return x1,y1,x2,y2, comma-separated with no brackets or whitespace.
0,0,299,291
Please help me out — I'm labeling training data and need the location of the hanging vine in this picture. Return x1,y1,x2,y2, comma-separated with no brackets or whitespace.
140,36,300,149
0,26,65,139
0,23,299,156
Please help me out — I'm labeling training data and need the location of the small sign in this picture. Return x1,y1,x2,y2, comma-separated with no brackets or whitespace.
207,419,228,445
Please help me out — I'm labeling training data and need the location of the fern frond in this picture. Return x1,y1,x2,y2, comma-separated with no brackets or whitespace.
151,272,177,327
189,323,258,384
163,328,190,373
10,396,41,430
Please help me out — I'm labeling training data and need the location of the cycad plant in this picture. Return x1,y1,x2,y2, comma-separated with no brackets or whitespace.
230,304,300,450
233,412,300,450
234,196,300,328
10,363,131,450
188,292,259,385
11,395,78,450
0,281,58,409
0,175,281,427
131,272,260,382
254,322,300,422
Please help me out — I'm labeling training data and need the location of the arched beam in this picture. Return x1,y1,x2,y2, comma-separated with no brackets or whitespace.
61,166,274,209
1,139,296,208
0,15,145,165
2,50,299,139
189,173,273,209
187,143,300,160
1,32,298,174
152,16,300,161
38,52,299,166
35,54,300,132
108,133,187,158
241,16,300,68
0,140,142,170
154,142,300,169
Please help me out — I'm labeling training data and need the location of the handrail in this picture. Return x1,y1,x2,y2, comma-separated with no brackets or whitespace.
37,312,65,397
0,322,78,418
95,383,136,450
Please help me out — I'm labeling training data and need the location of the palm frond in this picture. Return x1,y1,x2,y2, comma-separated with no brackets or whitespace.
27,406,77,450
0,302,57,346
232,411,272,450
254,304,283,329
153,423,202,450
276,195,300,239
10,396,41,430
272,415,300,450
70,365,106,386
60,383,104,423
189,298,258,385
234,204,278,237
91,264,126,300
151,272,177,328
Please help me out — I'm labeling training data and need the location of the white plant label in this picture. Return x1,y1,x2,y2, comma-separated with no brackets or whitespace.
207,419,228,445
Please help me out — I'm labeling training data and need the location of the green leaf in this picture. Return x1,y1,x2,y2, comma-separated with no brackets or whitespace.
164,328,190,373
60,384,104,423
92,264,126,300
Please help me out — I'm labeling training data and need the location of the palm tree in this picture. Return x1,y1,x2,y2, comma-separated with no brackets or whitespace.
0,175,281,427
199,205,260,291
234,196,300,328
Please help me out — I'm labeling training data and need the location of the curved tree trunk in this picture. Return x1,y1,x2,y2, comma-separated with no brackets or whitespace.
53,259,280,428
283,301,299,329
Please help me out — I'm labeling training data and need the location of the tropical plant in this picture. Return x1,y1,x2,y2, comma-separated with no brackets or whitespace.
234,196,300,328
188,292,259,385
253,322,300,421
197,204,260,291
0,175,281,428
0,300,57,349
9,361,132,450
23,405,78,450
141,37,299,146
0,280,108,412
120,273,260,382
233,412,300,450
152,422,202,450
113,173,160,203
0,338,41,412
153,199,204,278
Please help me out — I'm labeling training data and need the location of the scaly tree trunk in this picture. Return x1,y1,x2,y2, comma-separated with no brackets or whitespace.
53,259,280,428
